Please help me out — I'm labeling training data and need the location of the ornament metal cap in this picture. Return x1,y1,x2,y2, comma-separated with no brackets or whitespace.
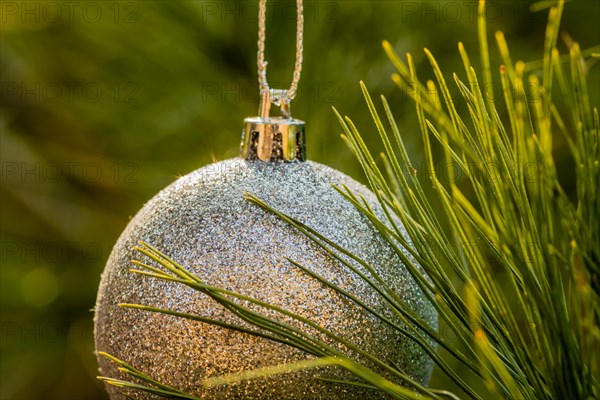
241,89,306,162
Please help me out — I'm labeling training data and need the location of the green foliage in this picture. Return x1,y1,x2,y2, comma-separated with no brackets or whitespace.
336,0,599,396
100,0,598,398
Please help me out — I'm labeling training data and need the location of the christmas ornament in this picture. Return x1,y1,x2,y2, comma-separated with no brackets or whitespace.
94,1,437,399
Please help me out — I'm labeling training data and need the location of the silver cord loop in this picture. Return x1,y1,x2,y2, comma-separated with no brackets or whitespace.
242,0,306,162
257,0,304,109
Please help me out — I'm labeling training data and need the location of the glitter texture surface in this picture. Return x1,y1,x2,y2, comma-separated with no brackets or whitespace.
94,158,437,399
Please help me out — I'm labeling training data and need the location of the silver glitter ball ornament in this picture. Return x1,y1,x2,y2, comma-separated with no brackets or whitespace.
95,117,437,399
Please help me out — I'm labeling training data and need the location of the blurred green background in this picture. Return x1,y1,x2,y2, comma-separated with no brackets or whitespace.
1,0,598,399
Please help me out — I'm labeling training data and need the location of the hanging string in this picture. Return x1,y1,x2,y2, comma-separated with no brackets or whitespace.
257,0,304,106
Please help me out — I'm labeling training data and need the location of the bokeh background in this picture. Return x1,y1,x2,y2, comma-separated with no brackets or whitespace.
1,0,598,399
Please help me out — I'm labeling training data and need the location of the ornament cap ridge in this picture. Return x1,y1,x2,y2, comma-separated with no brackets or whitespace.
240,89,306,162
241,116,306,162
